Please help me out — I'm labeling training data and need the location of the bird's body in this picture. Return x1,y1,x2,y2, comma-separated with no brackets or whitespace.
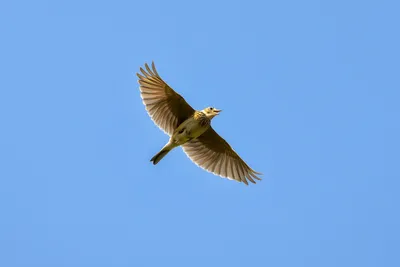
173,111,211,145
150,109,216,164
137,62,262,185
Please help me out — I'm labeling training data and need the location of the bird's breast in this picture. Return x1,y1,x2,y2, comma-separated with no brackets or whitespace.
185,118,209,136
172,115,210,145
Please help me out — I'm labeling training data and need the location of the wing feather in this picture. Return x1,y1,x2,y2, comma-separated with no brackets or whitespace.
137,62,195,135
182,127,262,185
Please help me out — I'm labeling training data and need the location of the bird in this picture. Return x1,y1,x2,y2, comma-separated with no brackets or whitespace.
137,62,262,185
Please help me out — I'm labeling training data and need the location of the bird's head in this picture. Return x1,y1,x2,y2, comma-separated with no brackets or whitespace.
202,107,222,119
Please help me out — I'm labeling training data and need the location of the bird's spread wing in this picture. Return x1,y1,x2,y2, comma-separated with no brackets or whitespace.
137,62,195,135
182,127,262,185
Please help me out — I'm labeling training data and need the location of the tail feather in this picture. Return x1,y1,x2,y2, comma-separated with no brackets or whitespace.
150,148,171,165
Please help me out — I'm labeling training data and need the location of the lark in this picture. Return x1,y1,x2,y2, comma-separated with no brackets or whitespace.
137,62,262,185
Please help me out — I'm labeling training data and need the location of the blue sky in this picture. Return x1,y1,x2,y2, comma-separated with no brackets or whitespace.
1,0,399,266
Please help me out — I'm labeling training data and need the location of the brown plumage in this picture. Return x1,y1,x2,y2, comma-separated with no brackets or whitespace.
137,62,262,185
193,111,211,127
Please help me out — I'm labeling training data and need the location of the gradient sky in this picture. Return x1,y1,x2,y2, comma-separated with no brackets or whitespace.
1,1,399,266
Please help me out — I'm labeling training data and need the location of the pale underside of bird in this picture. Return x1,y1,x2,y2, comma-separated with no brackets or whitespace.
137,62,262,185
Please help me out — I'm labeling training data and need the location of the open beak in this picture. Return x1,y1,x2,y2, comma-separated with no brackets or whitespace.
214,109,222,114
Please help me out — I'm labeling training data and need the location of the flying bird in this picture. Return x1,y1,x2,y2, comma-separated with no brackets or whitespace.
137,62,262,185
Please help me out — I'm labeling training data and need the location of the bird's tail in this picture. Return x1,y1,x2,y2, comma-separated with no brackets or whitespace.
150,144,174,165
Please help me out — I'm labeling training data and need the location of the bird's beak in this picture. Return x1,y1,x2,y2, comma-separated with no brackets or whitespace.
214,109,222,114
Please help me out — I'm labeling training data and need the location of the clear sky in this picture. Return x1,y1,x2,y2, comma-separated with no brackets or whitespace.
1,1,399,266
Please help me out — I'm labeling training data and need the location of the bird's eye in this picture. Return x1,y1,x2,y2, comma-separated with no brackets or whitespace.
210,107,213,110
